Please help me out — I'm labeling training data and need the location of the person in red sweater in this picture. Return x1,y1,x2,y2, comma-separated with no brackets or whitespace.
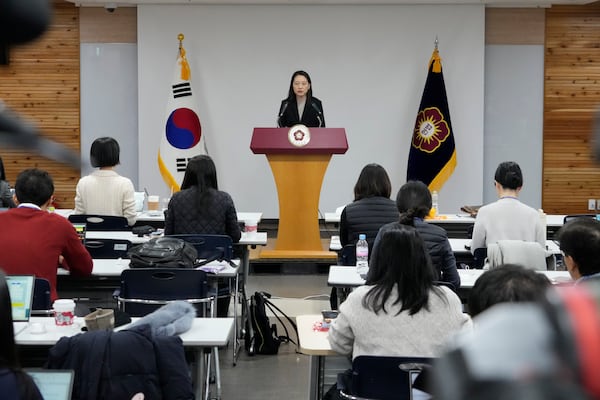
0,169,93,301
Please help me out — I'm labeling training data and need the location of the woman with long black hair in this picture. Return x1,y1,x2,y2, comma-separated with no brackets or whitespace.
164,154,241,242
277,70,325,128
328,226,470,359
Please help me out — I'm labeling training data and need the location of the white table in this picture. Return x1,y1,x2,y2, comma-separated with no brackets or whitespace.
327,265,572,290
297,314,339,400
57,209,262,226
16,316,233,400
325,212,566,227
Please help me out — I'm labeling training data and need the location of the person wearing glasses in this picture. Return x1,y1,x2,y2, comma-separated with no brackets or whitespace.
471,161,545,254
557,218,600,283
277,70,325,128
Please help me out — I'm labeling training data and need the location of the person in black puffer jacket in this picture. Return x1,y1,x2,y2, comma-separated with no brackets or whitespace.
339,163,399,254
376,180,460,291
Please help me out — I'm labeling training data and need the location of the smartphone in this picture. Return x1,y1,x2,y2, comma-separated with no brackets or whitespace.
321,310,339,320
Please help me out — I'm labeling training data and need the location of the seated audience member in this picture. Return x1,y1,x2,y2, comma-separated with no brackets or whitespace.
0,169,93,301
557,218,600,283
0,270,43,399
165,155,240,317
378,180,460,290
339,163,398,253
0,156,15,208
467,264,552,317
471,161,545,253
74,137,137,225
165,154,241,242
328,225,471,359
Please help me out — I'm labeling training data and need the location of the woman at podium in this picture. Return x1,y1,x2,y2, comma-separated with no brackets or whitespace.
277,70,325,128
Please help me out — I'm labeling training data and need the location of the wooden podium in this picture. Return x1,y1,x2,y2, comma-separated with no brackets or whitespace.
250,126,348,259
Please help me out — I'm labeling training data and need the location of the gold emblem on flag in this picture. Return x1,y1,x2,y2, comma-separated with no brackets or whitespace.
288,124,311,147
412,107,451,154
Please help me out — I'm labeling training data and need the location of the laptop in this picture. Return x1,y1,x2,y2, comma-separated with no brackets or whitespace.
7,275,35,335
72,223,86,244
26,369,75,400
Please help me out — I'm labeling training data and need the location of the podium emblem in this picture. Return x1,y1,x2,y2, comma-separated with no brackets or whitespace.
288,124,311,147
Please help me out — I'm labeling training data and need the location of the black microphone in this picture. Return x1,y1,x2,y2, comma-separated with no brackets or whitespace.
277,101,289,127
311,102,323,127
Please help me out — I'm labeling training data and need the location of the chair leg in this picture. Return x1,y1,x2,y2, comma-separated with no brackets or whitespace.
214,346,221,399
204,349,212,400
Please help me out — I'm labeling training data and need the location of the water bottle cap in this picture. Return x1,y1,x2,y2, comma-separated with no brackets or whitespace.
359,234,366,240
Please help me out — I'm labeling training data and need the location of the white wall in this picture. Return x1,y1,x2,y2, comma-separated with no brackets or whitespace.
484,45,544,209
81,43,139,186
136,4,485,218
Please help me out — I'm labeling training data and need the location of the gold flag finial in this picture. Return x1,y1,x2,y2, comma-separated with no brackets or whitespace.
177,33,190,81
430,37,441,73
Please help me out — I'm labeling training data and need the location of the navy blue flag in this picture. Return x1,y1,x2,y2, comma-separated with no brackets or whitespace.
407,47,456,192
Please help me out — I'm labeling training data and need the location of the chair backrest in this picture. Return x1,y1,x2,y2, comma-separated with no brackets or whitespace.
85,239,132,259
345,355,433,400
563,214,597,224
68,214,129,231
487,240,547,271
338,244,356,266
167,234,233,262
473,248,487,269
32,277,51,313
118,268,210,317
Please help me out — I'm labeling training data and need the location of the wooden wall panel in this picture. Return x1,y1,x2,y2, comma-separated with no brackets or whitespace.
80,7,137,43
544,3,600,214
0,1,80,208
486,8,545,45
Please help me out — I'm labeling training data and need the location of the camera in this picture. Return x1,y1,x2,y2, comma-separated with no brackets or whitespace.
105,3,117,13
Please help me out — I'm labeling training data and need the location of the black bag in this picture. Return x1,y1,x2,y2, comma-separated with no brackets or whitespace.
127,237,197,268
245,291,298,356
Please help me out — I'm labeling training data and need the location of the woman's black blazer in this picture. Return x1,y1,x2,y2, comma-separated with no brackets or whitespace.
277,97,325,128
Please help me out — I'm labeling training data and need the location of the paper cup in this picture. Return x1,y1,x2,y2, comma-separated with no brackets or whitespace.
53,299,76,326
245,220,258,236
147,195,160,211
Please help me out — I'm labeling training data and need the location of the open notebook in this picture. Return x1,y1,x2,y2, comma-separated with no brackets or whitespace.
26,370,74,400
7,275,34,335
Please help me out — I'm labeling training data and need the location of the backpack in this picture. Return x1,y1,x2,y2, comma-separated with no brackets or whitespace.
127,237,198,268
245,291,298,356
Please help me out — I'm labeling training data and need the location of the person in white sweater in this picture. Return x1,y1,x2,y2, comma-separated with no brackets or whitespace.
471,161,545,254
74,137,137,226
328,225,472,360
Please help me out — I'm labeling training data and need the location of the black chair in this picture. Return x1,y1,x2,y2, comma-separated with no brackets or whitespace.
473,248,487,269
563,214,597,224
85,239,132,259
167,234,233,262
31,277,52,315
116,268,213,317
68,214,129,231
338,244,357,266
116,268,217,399
339,355,434,400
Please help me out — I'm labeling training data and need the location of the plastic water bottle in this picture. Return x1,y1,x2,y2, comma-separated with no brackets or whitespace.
356,234,369,279
431,190,439,217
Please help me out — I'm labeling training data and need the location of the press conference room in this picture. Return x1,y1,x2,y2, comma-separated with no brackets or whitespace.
1,0,600,399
